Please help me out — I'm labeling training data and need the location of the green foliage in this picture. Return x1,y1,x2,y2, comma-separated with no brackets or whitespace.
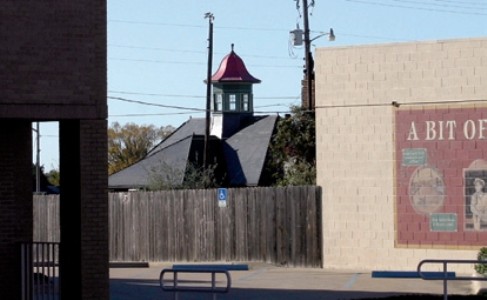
108,122,174,175
475,247,487,276
46,169,60,186
266,105,316,186
148,161,219,190
280,160,316,186
32,164,59,193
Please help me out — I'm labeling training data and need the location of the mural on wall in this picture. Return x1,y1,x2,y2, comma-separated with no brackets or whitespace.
395,105,487,247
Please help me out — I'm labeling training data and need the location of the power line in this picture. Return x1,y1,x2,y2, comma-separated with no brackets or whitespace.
109,19,286,32
109,90,205,99
109,44,205,55
110,110,292,118
109,57,205,66
109,90,300,100
391,0,487,10
315,98,487,109
109,57,301,69
109,19,204,28
108,96,296,115
433,0,487,6
109,44,294,60
344,0,487,15
108,96,206,112
337,32,416,42
110,112,196,117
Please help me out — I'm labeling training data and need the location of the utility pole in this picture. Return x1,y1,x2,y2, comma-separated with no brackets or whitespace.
204,13,214,169
302,0,313,112
33,122,41,194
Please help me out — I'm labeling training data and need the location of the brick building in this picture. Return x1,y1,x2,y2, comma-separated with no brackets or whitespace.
0,1,108,299
315,38,487,272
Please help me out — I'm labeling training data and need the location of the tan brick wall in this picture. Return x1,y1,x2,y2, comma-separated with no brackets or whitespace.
315,38,487,272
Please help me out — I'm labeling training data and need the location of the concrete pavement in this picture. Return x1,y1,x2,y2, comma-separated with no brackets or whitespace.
110,262,474,300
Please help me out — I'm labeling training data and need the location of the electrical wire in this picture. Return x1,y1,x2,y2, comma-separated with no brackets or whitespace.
109,90,300,100
109,44,293,61
109,19,285,32
432,0,487,5
108,96,297,113
109,57,301,69
110,112,196,117
109,90,205,99
344,0,487,16
108,96,206,112
394,0,487,10
315,98,487,109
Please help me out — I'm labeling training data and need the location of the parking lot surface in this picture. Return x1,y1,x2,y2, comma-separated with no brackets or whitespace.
110,262,474,300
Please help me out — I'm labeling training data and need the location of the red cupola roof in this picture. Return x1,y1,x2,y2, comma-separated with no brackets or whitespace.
211,44,261,84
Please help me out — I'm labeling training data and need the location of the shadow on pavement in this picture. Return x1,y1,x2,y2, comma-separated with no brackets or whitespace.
110,278,411,300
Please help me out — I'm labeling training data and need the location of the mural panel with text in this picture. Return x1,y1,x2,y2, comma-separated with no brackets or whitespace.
395,105,487,247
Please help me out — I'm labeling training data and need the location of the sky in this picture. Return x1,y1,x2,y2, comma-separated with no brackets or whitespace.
35,0,487,172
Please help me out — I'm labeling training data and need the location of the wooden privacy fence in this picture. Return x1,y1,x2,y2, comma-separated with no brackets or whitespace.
34,186,322,267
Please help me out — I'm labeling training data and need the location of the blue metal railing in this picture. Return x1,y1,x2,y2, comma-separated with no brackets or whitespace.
20,242,60,300
160,266,235,300
417,259,487,300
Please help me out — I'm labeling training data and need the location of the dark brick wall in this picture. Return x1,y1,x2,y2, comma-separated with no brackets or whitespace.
0,1,107,120
0,121,33,298
60,120,109,300
80,120,109,300
0,1,108,298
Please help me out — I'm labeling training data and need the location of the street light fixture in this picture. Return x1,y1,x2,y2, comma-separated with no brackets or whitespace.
311,28,335,43
303,26,335,112
291,0,335,111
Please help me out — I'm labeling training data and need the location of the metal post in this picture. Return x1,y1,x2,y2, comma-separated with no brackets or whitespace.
212,272,217,300
174,272,178,300
443,261,448,300
35,122,41,194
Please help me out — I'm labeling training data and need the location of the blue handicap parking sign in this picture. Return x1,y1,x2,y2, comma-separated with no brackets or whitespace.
218,188,227,201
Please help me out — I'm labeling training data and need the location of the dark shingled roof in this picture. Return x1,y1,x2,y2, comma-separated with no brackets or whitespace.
108,115,278,189
148,118,205,156
224,115,278,186
108,136,193,190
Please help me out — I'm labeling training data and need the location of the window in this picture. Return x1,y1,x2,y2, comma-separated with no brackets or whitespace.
214,94,223,111
229,94,236,111
242,94,249,111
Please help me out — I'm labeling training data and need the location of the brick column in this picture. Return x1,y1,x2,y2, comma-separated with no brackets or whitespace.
0,121,33,299
59,120,108,300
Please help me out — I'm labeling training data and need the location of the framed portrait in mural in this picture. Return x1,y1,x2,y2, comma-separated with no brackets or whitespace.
408,166,445,215
464,169,487,231
395,105,487,248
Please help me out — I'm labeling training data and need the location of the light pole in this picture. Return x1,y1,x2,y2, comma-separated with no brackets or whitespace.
295,0,335,111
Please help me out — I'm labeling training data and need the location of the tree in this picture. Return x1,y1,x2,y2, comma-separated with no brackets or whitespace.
148,160,220,190
266,105,316,186
32,165,59,193
46,169,60,186
108,122,174,175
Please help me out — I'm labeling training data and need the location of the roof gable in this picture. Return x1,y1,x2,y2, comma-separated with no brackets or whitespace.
223,115,278,186
109,136,193,189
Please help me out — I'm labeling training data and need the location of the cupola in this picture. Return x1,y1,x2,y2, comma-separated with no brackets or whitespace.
210,44,261,139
